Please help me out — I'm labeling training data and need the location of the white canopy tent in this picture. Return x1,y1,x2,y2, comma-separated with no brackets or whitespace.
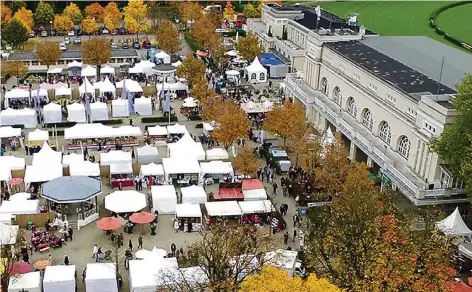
0,126,21,138
225,69,240,76
31,88,48,98
0,156,25,171
100,150,132,166
162,157,201,180
67,61,82,68
43,265,76,292
66,103,86,123
62,153,84,167
81,65,96,77
129,259,179,292
156,82,189,93
137,144,159,164
168,134,206,161
245,57,267,83
436,207,472,237
112,99,129,118
99,77,116,95
148,125,168,137
113,125,142,137
0,166,11,182
100,65,115,75
69,161,100,177
200,161,233,177
238,200,275,214
64,123,113,140
0,199,40,215
110,163,133,175
105,190,147,213
242,188,268,201
90,101,109,121
180,185,207,204
134,97,152,116
43,103,62,124
24,164,63,183
28,128,49,142
32,142,62,166
182,99,197,108
155,51,171,64
205,201,242,217
206,148,229,160
79,77,95,96
8,271,41,292
47,67,64,75
55,86,72,97
135,60,156,76
85,263,118,292
176,203,202,219
0,108,37,128
171,60,182,67
140,163,164,177
129,66,143,74
151,185,177,214
167,123,188,135
4,88,29,107
39,83,54,90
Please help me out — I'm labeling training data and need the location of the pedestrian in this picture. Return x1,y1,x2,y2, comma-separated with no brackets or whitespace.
128,239,133,251
131,147,135,159
272,182,278,196
137,236,143,249
96,247,103,263
48,254,52,264
293,229,297,242
293,215,297,227
64,255,70,265
118,182,123,191
173,219,179,233
134,177,139,190
279,205,284,216
82,268,86,283
138,179,143,191
171,243,176,257
92,244,98,258
129,118,134,126
68,227,73,241
283,230,289,245
22,252,29,264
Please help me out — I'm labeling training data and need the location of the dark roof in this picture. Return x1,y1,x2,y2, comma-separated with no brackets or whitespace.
8,49,138,61
325,41,457,97
152,64,176,72
41,176,102,203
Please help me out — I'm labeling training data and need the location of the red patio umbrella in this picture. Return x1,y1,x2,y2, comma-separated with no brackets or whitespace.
129,212,155,224
9,262,33,275
96,217,124,231
9,178,23,185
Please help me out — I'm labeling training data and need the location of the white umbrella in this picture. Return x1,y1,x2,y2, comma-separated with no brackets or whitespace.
105,190,146,213
183,97,196,103
225,70,240,76
182,100,197,108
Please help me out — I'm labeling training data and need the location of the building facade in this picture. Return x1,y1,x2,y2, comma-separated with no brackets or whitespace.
246,4,472,207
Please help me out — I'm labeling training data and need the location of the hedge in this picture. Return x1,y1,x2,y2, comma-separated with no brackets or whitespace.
11,124,24,129
49,130,65,136
184,32,198,52
188,115,202,121
45,121,77,128
92,119,123,125
141,116,178,123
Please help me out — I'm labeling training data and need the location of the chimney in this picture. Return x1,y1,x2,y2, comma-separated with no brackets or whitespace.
359,26,366,37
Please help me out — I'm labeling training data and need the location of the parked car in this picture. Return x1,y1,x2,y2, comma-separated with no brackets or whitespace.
58,30,64,36
122,42,129,49
118,28,126,35
64,37,71,45
41,30,48,37
142,41,151,49
102,28,109,34
133,42,141,49
111,29,118,35
59,43,67,51
74,37,81,44
76,29,83,36
127,30,135,35
29,31,35,38
68,31,75,36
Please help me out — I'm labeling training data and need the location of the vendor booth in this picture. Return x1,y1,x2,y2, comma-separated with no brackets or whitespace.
151,185,177,214
90,101,109,121
4,88,30,108
100,150,132,166
245,57,267,83
128,259,179,292
168,134,206,161
66,102,86,123
175,203,203,232
0,199,40,215
55,86,72,97
166,123,188,137
162,157,201,185
81,65,96,78
85,263,118,292
69,161,100,177
134,97,153,116
24,164,63,183
99,76,116,97
64,123,113,150
0,126,21,139
112,99,130,118
8,271,41,292
79,77,95,98
28,129,49,147
32,142,62,166
0,156,26,171
146,125,168,145
43,265,76,292
110,163,133,188
43,102,62,124
137,144,159,164
100,65,115,76
156,82,189,99
105,190,146,213
62,153,84,167
0,108,37,128
139,163,164,187
180,185,207,204
204,201,242,226
238,200,275,227
202,122,215,137
206,148,229,160
242,179,267,201
200,161,233,183
155,50,171,64
112,126,141,148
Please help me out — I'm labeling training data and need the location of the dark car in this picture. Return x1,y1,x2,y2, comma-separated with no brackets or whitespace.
133,42,141,49
142,41,151,49
58,30,64,36
122,42,129,49
76,30,83,36
50,29,57,36
111,29,118,35
119,28,126,35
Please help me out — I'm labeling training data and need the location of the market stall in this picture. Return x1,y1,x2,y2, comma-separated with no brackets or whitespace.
242,179,267,201
90,101,109,121
24,164,63,184
69,161,100,177
137,144,159,164
0,108,37,128
81,65,96,78
180,185,207,204
175,203,203,232
100,150,132,166
28,128,49,147
245,57,267,83
151,185,177,214
105,190,146,213
139,163,164,187
200,161,233,183
4,88,29,108
7,271,41,292
43,265,76,292
162,157,201,185
112,99,130,118
79,77,95,97
238,200,275,225
0,199,40,215
55,86,72,98
134,97,152,116
0,156,26,171
66,102,86,123
110,163,133,188
100,65,115,77
99,76,116,97
32,142,62,166
166,123,188,138
167,134,206,161
146,125,168,145
202,122,215,137
64,123,113,150
204,201,243,226
206,148,229,160
156,82,189,99
85,263,118,292
155,50,171,64
62,153,84,167
128,258,179,292
0,126,21,139
43,102,62,124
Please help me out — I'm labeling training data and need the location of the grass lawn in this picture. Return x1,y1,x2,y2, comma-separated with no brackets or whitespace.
435,2,472,44
315,1,471,50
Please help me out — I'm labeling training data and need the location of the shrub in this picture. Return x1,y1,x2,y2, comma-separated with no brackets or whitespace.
93,119,123,125
184,32,198,52
141,116,178,123
45,121,77,128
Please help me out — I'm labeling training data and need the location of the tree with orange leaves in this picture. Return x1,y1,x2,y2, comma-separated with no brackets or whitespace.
234,146,259,177
179,1,203,26
81,17,99,39
191,79,216,105
103,2,122,31
190,16,220,51
211,99,251,150
1,3,12,25
264,100,306,147
223,1,235,22
85,2,104,22
12,6,33,31
176,53,206,88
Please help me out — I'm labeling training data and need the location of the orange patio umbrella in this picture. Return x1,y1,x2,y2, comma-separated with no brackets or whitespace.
33,259,51,270
129,212,155,234
96,217,124,231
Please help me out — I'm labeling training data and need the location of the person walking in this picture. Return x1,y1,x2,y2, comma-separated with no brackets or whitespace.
293,229,297,243
64,255,70,265
68,227,73,241
137,236,143,249
92,244,98,258
170,243,176,257
128,239,133,251
272,182,278,196
82,268,86,283
283,230,289,245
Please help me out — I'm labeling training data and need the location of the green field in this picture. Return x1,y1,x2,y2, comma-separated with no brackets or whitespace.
315,1,472,48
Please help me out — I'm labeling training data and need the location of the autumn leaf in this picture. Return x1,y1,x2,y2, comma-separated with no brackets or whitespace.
103,2,122,30
3,61,28,85
63,3,83,25
237,32,264,62
53,14,74,34
176,54,206,88
223,1,235,21
243,3,260,19
36,41,61,68
85,2,104,22
123,0,148,36
12,6,33,31
81,17,99,38
82,38,112,75
211,99,251,149
1,3,12,24
179,2,203,24
156,20,182,55
264,100,306,147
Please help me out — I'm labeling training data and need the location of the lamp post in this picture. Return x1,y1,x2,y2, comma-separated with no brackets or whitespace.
50,20,53,36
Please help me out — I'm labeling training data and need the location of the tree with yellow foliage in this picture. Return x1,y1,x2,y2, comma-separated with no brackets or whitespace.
223,1,236,22
176,54,206,88
240,265,340,292
234,147,259,177
63,3,83,25
85,2,104,22
258,0,283,13
36,41,61,68
53,14,74,35
237,32,263,62
264,100,306,147
179,1,203,27
81,17,99,39
190,78,216,105
3,61,28,85
155,20,181,56
103,2,122,31
82,38,111,76
190,16,219,51
12,6,33,31
123,0,149,37
212,99,251,150
1,3,12,24
243,3,260,18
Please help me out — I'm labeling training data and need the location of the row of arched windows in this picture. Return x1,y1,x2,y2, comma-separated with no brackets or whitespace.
319,77,411,159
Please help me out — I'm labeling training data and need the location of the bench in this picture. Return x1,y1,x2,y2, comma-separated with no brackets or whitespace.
39,247,50,253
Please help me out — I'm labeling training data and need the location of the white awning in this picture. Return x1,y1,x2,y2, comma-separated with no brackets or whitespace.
70,161,100,177
436,207,472,236
67,60,82,68
100,65,115,74
238,200,274,214
0,126,21,138
176,203,202,218
55,86,72,96
140,163,164,176
81,65,96,77
205,201,242,217
100,150,132,166
110,163,133,175
28,129,49,141
47,67,64,74
147,125,168,136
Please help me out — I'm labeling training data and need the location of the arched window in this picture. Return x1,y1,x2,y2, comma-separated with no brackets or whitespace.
251,73,256,80
332,86,342,106
362,109,373,131
398,136,411,158
320,78,328,95
347,97,357,117
259,72,265,81
379,121,392,145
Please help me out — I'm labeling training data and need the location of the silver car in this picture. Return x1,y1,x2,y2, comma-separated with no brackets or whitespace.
64,37,71,45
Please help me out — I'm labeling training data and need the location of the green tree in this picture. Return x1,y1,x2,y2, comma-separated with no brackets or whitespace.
63,2,83,25
1,18,29,48
34,1,54,26
243,3,260,18
431,74,472,197
6,0,25,13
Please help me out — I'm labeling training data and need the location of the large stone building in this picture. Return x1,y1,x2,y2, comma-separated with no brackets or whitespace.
246,4,472,208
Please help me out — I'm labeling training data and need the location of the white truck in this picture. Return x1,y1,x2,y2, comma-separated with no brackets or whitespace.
265,249,305,277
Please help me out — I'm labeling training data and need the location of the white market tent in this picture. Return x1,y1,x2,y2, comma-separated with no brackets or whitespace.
90,101,109,121
0,199,40,215
43,265,76,292
0,156,26,171
112,99,129,118
100,65,115,75
148,125,168,137
167,123,188,135
105,190,147,213
176,203,202,219
245,57,267,83
226,69,240,76
28,128,49,142
180,185,207,204
129,66,143,74
171,60,182,67
129,259,179,291
151,185,177,214
110,163,133,175
55,86,72,97
85,263,118,292
140,163,164,177
67,61,82,68
182,99,197,108
200,161,233,177
81,65,96,77
40,83,54,90
436,207,472,237
62,153,84,167
134,97,152,116
162,157,201,180
202,122,215,136
31,88,48,98
242,188,268,201
43,103,62,124
64,123,113,139
135,60,156,76
0,224,19,244
8,271,41,292
238,200,275,214
24,164,63,183
156,82,189,93
168,134,206,161
47,67,64,74
79,77,95,96
69,161,100,177
0,166,11,182
0,126,21,138
100,150,132,166
0,108,37,128
32,142,62,166
155,51,171,64
137,144,159,164
66,102,86,123
100,77,116,95
113,125,142,137
4,88,29,107
206,148,229,160
205,201,242,217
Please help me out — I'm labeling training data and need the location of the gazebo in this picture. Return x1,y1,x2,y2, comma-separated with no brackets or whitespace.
245,57,267,83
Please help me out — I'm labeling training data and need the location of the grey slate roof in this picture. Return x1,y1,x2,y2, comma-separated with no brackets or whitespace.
41,176,102,203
